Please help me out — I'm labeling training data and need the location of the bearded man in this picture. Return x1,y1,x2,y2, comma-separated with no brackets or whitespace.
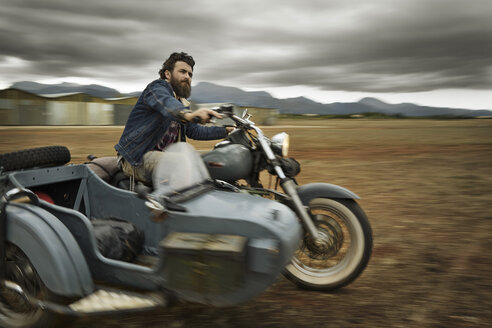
115,52,232,186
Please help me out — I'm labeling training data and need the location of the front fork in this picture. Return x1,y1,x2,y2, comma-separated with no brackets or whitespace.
254,127,320,242
280,179,320,241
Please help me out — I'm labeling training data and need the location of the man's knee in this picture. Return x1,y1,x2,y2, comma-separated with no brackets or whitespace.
135,151,166,185
121,158,150,185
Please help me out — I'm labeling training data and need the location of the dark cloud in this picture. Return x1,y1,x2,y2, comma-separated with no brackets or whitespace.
1,0,491,94
197,0,492,92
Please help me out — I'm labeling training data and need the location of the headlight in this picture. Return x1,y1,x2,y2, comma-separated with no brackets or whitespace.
271,132,290,157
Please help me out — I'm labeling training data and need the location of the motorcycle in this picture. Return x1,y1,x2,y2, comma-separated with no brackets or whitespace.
88,104,373,291
202,105,373,291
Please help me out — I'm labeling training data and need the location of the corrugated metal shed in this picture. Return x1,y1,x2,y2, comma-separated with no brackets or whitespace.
0,88,138,125
0,89,48,125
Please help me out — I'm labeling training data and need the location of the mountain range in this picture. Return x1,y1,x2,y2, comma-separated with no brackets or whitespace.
9,81,492,117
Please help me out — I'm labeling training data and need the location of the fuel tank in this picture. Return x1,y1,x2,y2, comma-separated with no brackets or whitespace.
201,143,253,183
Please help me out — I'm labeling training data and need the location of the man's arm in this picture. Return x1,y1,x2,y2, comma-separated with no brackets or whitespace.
143,80,225,126
185,122,228,140
143,80,231,139
182,108,222,123
183,108,235,140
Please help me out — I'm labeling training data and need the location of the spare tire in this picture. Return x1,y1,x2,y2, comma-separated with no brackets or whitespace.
0,146,71,171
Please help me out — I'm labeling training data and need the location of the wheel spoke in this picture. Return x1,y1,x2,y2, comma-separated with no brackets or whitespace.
294,207,351,272
284,198,372,291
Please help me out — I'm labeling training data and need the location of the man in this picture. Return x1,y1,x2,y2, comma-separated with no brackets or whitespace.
115,52,232,186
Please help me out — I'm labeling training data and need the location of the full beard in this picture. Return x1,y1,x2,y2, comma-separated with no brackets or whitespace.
170,77,191,99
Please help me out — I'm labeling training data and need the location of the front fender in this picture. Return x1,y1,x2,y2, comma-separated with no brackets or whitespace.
296,182,359,205
6,203,94,297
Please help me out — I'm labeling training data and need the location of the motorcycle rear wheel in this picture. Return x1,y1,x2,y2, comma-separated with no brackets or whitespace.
284,198,372,291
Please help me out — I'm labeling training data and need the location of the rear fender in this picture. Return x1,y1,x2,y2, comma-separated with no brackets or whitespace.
296,182,359,205
6,203,94,297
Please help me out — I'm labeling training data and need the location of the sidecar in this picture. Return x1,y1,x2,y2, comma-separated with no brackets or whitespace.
0,144,302,327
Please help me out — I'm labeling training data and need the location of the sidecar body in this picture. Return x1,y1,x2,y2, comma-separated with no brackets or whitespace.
0,144,302,320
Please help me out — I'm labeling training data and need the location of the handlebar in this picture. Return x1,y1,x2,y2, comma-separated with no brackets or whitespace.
212,105,254,128
191,116,202,124
190,105,235,124
190,104,255,130
208,105,283,176
214,104,234,116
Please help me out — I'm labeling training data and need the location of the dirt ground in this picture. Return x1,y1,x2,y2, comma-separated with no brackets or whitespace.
1,118,491,327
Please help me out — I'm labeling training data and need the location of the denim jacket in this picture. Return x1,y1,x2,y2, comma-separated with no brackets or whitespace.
114,79,226,166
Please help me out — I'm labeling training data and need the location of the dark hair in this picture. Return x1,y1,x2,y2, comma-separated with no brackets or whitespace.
159,52,195,79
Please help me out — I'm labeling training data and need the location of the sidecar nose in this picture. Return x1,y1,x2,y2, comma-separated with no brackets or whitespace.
158,189,302,306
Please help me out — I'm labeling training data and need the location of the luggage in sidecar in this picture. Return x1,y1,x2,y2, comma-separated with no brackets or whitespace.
0,143,301,318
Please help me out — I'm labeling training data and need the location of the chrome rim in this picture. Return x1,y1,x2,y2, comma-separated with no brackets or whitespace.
286,199,365,286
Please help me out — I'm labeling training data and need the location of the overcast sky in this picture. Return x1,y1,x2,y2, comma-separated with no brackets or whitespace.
1,0,491,109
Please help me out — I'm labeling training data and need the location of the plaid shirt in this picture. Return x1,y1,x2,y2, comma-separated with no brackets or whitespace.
154,120,180,151
154,94,188,151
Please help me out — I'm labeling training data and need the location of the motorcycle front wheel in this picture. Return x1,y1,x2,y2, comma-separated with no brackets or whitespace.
284,198,372,291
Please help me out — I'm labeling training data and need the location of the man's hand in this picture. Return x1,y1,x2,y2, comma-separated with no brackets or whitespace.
184,108,222,124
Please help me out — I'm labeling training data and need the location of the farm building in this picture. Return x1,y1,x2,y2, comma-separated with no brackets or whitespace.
0,88,137,125
0,88,278,126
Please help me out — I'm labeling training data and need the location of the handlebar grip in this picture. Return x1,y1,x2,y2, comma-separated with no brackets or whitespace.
191,114,215,124
217,105,234,115
190,105,233,124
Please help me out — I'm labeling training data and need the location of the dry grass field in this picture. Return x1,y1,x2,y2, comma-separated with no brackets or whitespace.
1,118,491,327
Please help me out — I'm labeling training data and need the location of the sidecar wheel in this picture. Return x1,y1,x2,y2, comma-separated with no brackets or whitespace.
0,243,67,328
0,146,71,172
284,198,372,291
